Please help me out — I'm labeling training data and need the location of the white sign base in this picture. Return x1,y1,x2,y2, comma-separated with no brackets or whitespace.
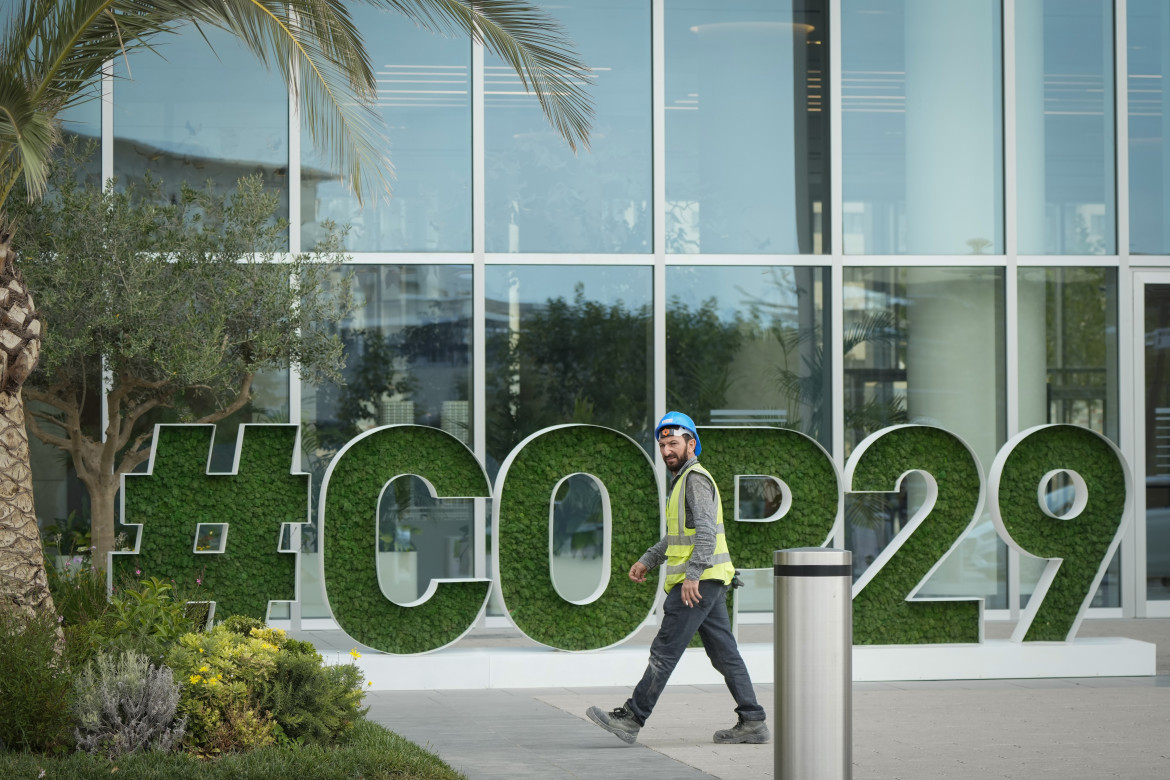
302,637,1156,691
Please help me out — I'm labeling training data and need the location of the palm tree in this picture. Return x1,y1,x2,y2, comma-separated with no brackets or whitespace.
0,0,593,616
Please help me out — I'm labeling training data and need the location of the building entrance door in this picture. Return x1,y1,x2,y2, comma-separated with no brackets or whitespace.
1136,274,1170,615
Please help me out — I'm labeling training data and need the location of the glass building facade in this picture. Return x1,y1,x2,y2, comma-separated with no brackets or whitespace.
33,0,1170,622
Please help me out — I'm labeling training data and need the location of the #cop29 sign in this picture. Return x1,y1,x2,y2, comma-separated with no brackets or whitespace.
113,422,1131,655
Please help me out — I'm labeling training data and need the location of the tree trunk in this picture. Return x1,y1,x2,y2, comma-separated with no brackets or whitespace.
86,477,118,570
0,391,53,616
0,220,53,617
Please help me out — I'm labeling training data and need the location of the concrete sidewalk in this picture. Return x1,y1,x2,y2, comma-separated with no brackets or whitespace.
313,620,1170,780
363,677,1170,780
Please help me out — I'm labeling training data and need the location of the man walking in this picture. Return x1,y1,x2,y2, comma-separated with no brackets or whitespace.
586,411,769,745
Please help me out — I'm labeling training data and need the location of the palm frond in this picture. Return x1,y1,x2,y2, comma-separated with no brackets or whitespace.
365,0,594,152
0,0,594,209
843,310,901,355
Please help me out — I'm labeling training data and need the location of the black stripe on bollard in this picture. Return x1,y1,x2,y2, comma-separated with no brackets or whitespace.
774,564,852,577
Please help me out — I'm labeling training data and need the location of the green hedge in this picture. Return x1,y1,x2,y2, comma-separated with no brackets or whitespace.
848,425,983,645
321,425,491,654
0,718,463,780
495,425,660,650
992,425,1128,641
117,425,307,620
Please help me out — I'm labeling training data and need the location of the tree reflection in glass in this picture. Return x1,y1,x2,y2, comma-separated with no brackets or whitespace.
485,268,653,473
299,265,473,603
666,266,829,445
667,265,829,551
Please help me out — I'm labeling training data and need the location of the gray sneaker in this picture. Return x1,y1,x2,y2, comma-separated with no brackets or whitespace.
586,704,641,744
713,716,770,744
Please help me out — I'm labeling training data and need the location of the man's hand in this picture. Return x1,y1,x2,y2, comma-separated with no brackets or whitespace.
680,579,702,607
629,562,649,583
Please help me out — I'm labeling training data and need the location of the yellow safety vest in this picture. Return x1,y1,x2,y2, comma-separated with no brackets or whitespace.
663,462,735,592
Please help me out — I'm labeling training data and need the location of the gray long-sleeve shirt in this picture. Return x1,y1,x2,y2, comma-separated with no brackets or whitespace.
638,456,718,581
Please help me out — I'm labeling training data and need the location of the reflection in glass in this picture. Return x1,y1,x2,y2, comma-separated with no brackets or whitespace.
485,0,651,253
1017,268,1118,439
842,0,1003,254
550,474,607,603
374,476,474,605
299,266,473,618
29,352,103,555
666,266,830,448
114,25,288,223
59,85,102,184
484,266,653,476
843,267,1006,607
665,0,828,254
1128,1,1170,254
1017,267,1119,607
1145,285,1170,601
301,9,471,252
1016,0,1114,254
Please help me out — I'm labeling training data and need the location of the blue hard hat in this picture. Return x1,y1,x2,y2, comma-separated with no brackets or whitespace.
655,411,701,455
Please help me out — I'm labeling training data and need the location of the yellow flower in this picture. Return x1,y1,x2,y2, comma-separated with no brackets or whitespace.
189,674,203,684
349,648,361,660
367,681,373,686
199,665,210,673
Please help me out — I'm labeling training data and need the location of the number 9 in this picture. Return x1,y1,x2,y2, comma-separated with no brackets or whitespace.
989,425,1132,642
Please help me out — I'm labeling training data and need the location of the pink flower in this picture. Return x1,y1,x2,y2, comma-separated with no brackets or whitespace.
196,578,202,585
135,569,141,576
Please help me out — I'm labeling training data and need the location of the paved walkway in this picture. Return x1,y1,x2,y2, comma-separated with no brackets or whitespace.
306,620,1170,780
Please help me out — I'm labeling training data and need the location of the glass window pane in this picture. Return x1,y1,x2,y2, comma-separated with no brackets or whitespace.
1018,267,1120,608
484,1,652,253
667,264,829,614
1127,0,1170,255
843,267,1007,607
1145,284,1170,601
301,9,471,252
1016,0,1115,255
1017,268,1118,438
30,355,102,561
666,266,830,448
114,25,289,225
484,266,653,474
665,1,829,254
842,0,1003,255
59,85,102,183
300,265,473,618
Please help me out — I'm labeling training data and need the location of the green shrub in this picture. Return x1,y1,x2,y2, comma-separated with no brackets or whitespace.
0,608,74,753
164,623,365,754
62,618,108,674
165,623,281,753
219,614,265,636
257,648,367,745
72,650,187,757
45,555,109,627
0,718,465,779
106,577,202,642
82,576,208,664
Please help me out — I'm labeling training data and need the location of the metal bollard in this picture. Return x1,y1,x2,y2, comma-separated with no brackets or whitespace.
774,548,852,780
